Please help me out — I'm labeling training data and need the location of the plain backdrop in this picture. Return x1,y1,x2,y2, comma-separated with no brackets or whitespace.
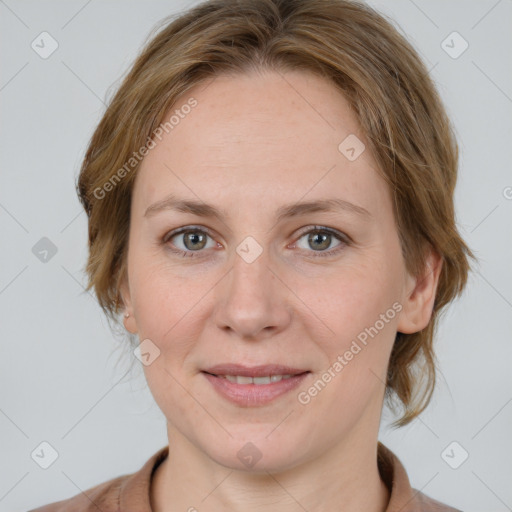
1,1,511,511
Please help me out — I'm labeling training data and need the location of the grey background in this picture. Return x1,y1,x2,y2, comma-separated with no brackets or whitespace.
1,1,511,511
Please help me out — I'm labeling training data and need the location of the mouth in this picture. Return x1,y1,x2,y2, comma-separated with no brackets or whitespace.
201,364,311,406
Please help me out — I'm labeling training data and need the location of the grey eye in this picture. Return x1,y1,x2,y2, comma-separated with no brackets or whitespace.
296,229,342,252
169,229,215,252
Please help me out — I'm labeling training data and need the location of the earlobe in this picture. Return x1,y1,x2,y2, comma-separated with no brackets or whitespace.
119,278,138,334
123,312,138,334
396,249,443,335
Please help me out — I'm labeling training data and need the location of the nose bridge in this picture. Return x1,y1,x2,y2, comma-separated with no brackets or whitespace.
230,242,271,298
214,235,289,338
229,236,274,306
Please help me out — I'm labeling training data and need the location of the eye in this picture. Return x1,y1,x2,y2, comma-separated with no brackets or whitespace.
163,226,217,257
293,226,348,258
162,225,349,259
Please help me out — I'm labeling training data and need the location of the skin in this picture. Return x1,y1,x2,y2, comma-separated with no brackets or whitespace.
120,68,442,512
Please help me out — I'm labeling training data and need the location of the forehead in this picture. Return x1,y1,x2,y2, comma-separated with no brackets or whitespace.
133,69,390,220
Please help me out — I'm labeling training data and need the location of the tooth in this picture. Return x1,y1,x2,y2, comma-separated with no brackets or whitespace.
236,376,253,384
253,376,272,385
222,374,296,384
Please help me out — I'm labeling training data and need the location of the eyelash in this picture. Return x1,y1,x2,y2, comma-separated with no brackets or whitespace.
162,225,350,259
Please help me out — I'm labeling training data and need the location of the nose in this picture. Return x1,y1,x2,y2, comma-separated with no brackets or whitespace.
212,247,292,341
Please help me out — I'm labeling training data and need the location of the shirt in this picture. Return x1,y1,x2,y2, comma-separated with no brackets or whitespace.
28,442,462,511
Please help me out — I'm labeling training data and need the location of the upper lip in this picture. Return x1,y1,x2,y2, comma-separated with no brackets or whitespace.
203,364,309,378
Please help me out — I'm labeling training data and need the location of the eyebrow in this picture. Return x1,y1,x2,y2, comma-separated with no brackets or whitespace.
144,194,372,222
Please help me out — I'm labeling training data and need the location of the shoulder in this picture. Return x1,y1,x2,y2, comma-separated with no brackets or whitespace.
412,489,463,512
377,442,463,512
27,474,127,512
27,445,169,512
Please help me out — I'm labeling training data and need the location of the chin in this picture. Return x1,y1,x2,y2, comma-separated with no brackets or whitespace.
197,428,310,474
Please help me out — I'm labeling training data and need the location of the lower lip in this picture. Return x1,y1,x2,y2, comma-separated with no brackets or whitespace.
202,372,310,406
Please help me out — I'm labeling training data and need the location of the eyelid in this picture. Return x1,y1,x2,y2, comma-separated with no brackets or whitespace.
163,224,350,257
292,225,351,244
164,224,349,244
163,224,218,243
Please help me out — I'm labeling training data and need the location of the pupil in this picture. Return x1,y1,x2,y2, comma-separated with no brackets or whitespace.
186,232,204,249
310,232,329,250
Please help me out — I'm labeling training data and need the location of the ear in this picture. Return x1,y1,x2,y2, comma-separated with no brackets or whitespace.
397,248,443,334
119,275,139,334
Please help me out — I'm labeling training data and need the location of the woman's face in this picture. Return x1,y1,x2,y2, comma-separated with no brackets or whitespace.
121,69,436,472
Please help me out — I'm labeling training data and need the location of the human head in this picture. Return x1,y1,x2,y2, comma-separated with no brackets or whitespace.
77,0,475,431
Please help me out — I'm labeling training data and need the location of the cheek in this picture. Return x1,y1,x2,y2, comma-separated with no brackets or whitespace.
297,253,401,401
299,279,398,434
299,253,400,346
130,256,206,341
142,361,205,438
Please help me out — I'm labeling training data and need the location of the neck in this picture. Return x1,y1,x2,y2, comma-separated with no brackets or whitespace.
151,424,390,512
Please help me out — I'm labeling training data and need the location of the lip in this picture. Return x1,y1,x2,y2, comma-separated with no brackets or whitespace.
203,364,308,378
202,364,310,407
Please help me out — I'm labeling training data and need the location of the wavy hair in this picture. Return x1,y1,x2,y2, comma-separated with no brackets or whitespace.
76,0,476,426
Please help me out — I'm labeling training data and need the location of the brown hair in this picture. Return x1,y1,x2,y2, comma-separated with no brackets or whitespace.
76,0,476,427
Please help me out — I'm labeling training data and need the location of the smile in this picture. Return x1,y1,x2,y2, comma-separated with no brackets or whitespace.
222,374,294,384
201,364,310,406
